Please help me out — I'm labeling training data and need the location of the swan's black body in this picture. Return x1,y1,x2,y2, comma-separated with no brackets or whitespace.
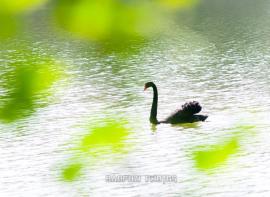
144,82,208,124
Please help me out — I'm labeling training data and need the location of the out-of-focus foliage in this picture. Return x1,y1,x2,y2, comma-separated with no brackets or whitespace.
61,119,132,182
192,125,255,171
61,163,83,182
158,0,199,10
0,0,48,13
79,120,130,155
53,0,160,42
193,137,239,170
0,50,63,123
0,0,48,39
53,0,199,43
0,13,17,39
0,0,199,47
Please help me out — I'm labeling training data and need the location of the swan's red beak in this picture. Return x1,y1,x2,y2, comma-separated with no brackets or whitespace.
144,86,147,91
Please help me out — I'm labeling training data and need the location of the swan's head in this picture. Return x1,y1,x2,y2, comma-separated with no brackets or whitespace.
144,82,155,91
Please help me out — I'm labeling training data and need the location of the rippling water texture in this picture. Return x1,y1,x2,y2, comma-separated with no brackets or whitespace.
1,0,270,196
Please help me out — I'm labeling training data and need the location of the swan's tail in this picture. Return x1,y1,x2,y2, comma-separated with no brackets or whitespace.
181,101,202,116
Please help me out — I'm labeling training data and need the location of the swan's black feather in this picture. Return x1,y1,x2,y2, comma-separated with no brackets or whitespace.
164,101,203,123
180,101,202,116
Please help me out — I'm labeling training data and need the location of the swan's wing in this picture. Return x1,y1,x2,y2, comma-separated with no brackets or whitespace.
165,101,202,122
180,101,202,116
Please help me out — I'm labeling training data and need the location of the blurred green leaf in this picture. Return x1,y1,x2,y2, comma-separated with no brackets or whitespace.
61,163,83,182
158,0,199,10
0,50,63,123
60,118,132,182
79,119,131,155
193,137,239,170
192,125,256,171
0,13,17,39
54,0,160,42
0,0,48,13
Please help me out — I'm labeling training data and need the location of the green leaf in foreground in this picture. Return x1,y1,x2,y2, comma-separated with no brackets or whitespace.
0,51,63,123
192,124,256,171
193,137,239,170
61,163,83,182
80,120,130,155
61,119,132,182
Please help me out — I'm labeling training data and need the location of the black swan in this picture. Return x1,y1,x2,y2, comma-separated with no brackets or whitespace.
144,82,208,124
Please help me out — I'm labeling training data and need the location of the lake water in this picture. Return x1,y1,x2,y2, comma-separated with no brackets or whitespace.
1,0,270,196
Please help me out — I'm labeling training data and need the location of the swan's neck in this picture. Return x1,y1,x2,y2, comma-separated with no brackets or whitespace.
150,85,159,124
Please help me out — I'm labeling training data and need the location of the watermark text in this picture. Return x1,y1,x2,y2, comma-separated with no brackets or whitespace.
105,174,178,184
